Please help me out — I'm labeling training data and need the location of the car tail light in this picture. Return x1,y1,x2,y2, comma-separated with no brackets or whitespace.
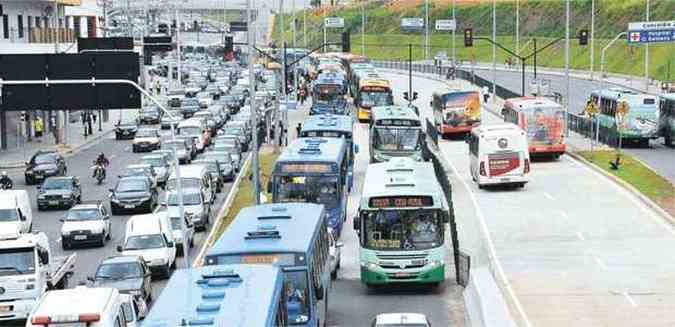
78,314,101,322
479,161,487,176
524,159,531,174
31,316,50,324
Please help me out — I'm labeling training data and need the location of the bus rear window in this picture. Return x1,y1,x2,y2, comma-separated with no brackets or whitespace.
643,98,655,105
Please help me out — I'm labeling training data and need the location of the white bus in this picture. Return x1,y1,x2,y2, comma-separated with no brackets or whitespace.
468,123,530,189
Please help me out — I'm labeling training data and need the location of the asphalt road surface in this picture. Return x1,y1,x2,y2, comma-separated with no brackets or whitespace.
390,71,675,326
4,118,245,325
470,67,675,183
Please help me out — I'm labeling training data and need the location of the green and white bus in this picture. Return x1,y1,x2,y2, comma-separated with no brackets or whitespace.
353,157,449,287
589,88,659,147
369,105,424,163
658,93,675,146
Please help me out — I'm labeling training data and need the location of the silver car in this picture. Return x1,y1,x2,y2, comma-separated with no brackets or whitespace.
141,154,172,186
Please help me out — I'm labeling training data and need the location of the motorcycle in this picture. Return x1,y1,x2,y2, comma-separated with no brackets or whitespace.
92,162,106,185
0,180,12,190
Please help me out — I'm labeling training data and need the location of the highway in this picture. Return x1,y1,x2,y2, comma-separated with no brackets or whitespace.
384,71,675,326
469,67,675,183
284,95,467,326
3,117,246,318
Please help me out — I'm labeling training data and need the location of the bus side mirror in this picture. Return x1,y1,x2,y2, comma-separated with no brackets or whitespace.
464,134,470,144
266,181,272,193
353,216,360,231
38,248,49,265
315,284,324,300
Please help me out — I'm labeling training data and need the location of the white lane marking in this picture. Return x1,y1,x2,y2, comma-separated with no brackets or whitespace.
543,192,555,200
576,231,585,241
442,147,533,327
564,156,675,236
623,291,638,307
593,256,607,270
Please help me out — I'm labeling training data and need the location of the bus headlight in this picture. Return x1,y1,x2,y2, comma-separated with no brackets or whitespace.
427,260,442,269
364,262,379,271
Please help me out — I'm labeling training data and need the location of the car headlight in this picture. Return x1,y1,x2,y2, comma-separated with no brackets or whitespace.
26,170,33,174
61,230,70,236
61,194,69,198
38,194,45,199
151,258,167,266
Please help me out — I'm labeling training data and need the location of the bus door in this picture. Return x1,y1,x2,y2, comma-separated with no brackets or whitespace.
282,266,316,325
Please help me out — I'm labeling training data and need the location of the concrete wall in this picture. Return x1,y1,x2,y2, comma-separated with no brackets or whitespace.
464,268,517,327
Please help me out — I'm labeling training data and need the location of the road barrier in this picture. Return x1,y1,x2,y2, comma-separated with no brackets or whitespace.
567,113,622,147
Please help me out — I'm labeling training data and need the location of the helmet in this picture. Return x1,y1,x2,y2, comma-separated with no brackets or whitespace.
99,152,105,157
1,171,6,176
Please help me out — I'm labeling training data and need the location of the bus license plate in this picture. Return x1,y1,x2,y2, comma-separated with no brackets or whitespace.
49,200,59,205
0,305,10,312
395,272,410,278
74,235,87,240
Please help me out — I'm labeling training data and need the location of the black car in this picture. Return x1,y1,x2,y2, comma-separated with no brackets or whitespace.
139,106,162,124
109,177,158,215
24,151,67,185
90,255,154,301
181,98,200,118
37,176,82,210
115,119,139,140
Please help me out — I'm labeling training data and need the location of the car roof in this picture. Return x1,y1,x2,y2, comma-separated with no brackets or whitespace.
101,255,143,265
70,203,101,211
44,176,74,181
375,313,428,324
31,287,117,317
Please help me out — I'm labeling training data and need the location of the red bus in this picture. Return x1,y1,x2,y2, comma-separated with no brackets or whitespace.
431,90,481,137
501,97,566,158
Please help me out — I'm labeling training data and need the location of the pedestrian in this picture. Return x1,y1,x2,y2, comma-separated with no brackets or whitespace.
33,117,44,142
482,86,490,103
92,112,97,124
299,85,306,105
296,123,302,138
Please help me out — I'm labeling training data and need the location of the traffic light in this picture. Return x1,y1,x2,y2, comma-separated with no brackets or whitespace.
464,28,473,47
578,29,589,45
341,31,351,53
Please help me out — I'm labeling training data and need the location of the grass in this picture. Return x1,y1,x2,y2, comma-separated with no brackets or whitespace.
577,150,675,217
211,150,280,241
273,0,675,81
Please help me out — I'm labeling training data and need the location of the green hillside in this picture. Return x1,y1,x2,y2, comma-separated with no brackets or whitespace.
272,0,675,81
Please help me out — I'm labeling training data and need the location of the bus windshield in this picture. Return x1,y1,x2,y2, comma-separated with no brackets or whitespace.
285,270,310,324
275,175,339,208
373,127,420,151
363,210,441,250
523,107,564,145
360,91,390,107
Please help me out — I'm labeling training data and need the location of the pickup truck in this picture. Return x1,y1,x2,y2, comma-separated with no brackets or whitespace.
0,231,76,322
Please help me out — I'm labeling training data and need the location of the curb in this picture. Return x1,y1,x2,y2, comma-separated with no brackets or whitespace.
192,152,253,267
0,129,115,169
566,151,675,225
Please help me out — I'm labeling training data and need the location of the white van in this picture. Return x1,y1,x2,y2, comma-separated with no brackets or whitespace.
177,119,207,152
26,287,134,327
0,190,33,234
164,189,207,237
118,213,177,278
166,165,215,205
469,123,530,189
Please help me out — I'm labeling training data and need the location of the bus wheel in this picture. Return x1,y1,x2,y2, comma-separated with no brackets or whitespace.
665,134,673,147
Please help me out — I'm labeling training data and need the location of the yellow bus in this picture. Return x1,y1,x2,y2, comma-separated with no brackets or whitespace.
355,78,393,122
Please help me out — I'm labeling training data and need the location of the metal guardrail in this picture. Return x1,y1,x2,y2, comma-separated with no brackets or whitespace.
567,113,620,147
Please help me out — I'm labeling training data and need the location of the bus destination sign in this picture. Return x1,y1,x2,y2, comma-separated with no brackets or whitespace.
280,163,333,173
369,196,434,208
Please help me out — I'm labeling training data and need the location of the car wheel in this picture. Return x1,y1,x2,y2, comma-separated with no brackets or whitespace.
25,176,33,185
98,235,105,247
61,240,69,250
111,205,119,215
132,145,137,153
190,237,194,248
77,195,82,203
115,134,120,140
37,205,43,211
105,229,111,241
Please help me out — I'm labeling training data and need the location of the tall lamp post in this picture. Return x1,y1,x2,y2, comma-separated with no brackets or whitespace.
247,0,260,204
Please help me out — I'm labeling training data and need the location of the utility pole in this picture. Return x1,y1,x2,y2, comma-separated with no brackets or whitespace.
590,0,595,80
564,0,570,136
322,1,327,52
276,0,286,153
248,0,260,204
491,0,496,102
644,0,650,91
361,2,365,56
424,0,429,60
452,0,456,65
303,0,307,48
515,0,519,56
176,1,182,87
292,0,298,100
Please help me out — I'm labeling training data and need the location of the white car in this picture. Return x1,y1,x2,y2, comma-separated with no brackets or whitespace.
197,93,213,108
372,313,432,327
119,213,177,278
165,211,194,256
132,128,161,153
328,227,342,280
60,202,112,249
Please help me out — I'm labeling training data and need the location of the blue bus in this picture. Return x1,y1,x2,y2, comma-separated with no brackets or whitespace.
309,99,350,116
205,203,331,327
589,88,659,147
300,114,358,192
142,264,287,327
269,137,349,234
312,72,347,103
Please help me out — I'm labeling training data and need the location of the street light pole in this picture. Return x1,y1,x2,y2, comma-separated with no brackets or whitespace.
247,0,260,204
590,0,595,80
303,0,307,48
515,0,519,56
451,0,456,65
425,0,429,60
644,0,650,91
361,2,365,56
599,32,627,145
491,0,496,102
564,0,570,136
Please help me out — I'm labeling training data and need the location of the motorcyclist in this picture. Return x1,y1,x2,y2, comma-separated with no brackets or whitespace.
0,171,13,189
93,153,110,179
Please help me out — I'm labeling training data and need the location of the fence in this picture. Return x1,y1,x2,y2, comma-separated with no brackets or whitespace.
567,113,621,147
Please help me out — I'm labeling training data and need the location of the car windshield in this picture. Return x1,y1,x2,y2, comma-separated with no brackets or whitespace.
179,126,202,136
363,210,442,251
166,178,201,190
275,176,339,208
116,180,148,193
142,108,158,115
124,235,165,250
136,130,156,137
195,161,218,173
284,270,310,325
373,127,421,151
0,248,35,276
360,91,391,107
165,141,186,149
170,217,184,230
142,158,163,167
167,192,202,206
96,262,143,280
0,209,18,222
34,154,55,164
42,178,72,190
124,168,149,177
65,209,100,221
